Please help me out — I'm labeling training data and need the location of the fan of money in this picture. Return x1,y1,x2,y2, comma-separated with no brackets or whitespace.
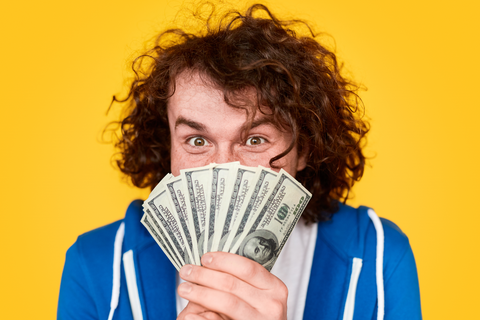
141,162,312,271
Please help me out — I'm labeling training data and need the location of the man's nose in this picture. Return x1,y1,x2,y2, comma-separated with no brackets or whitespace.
212,148,237,164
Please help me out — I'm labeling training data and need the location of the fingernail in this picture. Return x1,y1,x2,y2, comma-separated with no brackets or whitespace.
178,282,192,295
180,265,192,277
202,253,213,265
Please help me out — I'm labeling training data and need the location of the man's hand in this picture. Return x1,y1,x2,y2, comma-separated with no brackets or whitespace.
176,252,288,320
177,301,226,320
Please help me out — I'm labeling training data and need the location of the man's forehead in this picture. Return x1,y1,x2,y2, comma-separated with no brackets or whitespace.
172,71,259,109
169,71,286,131
173,71,221,99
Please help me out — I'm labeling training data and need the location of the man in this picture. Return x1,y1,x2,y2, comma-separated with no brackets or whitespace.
58,3,421,320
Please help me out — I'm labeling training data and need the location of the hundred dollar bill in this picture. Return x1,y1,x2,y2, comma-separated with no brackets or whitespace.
142,174,183,266
213,164,258,252
210,162,240,251
180,164,214,257
165,176,199,265
230,169,312,271
204,162,237,253
145,174,173,203
141,208,182,270
223,166,278,251
147,186,191,266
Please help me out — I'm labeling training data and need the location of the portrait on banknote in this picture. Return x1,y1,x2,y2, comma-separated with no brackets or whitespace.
237,229,278,268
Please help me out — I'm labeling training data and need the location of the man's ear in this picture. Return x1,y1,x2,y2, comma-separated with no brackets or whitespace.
296,146,308,172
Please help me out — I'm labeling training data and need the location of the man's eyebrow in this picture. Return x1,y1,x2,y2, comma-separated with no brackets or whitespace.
175,116,207,131
247,117,278,130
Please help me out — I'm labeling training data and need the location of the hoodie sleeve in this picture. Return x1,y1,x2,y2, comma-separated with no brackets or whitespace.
376,218,422,320
57,221,122,320
57,241,99,320
383,241,422,320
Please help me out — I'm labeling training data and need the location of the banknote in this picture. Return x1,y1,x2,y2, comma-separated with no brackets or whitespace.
180,164,214,257
222,167,278,252
213,164,258,252
229,169,312,271
142,174,183,265
141,209,182,270
204,162,237,253
147,186,193,265
141,163,311,271
145,173,173,203
165,176,199,265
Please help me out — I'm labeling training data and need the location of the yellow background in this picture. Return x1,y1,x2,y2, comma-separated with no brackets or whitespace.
1,0,479,318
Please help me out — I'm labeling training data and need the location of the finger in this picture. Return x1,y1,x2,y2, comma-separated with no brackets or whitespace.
177,301,226,320
200,252,280,289
177,302,209,320
199,311,228,320
179,264,262,300
184,313,225,320
183,314,209,320
178,282,255,319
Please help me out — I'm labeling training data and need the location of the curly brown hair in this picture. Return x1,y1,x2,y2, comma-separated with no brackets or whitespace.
110,3,369,223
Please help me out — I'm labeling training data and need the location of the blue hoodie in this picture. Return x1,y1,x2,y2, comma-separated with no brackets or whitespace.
58,200,421,319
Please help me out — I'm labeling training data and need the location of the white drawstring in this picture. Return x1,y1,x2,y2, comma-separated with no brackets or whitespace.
107,222,125,320
343,257,363,320
123,250,144,320
367,209,385,320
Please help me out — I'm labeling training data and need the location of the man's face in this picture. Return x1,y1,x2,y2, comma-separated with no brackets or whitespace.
168,72,307,176
243,236,274,265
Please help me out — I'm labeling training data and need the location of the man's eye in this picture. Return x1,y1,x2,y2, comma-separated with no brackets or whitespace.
188,137,208,147
246,136,265,146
